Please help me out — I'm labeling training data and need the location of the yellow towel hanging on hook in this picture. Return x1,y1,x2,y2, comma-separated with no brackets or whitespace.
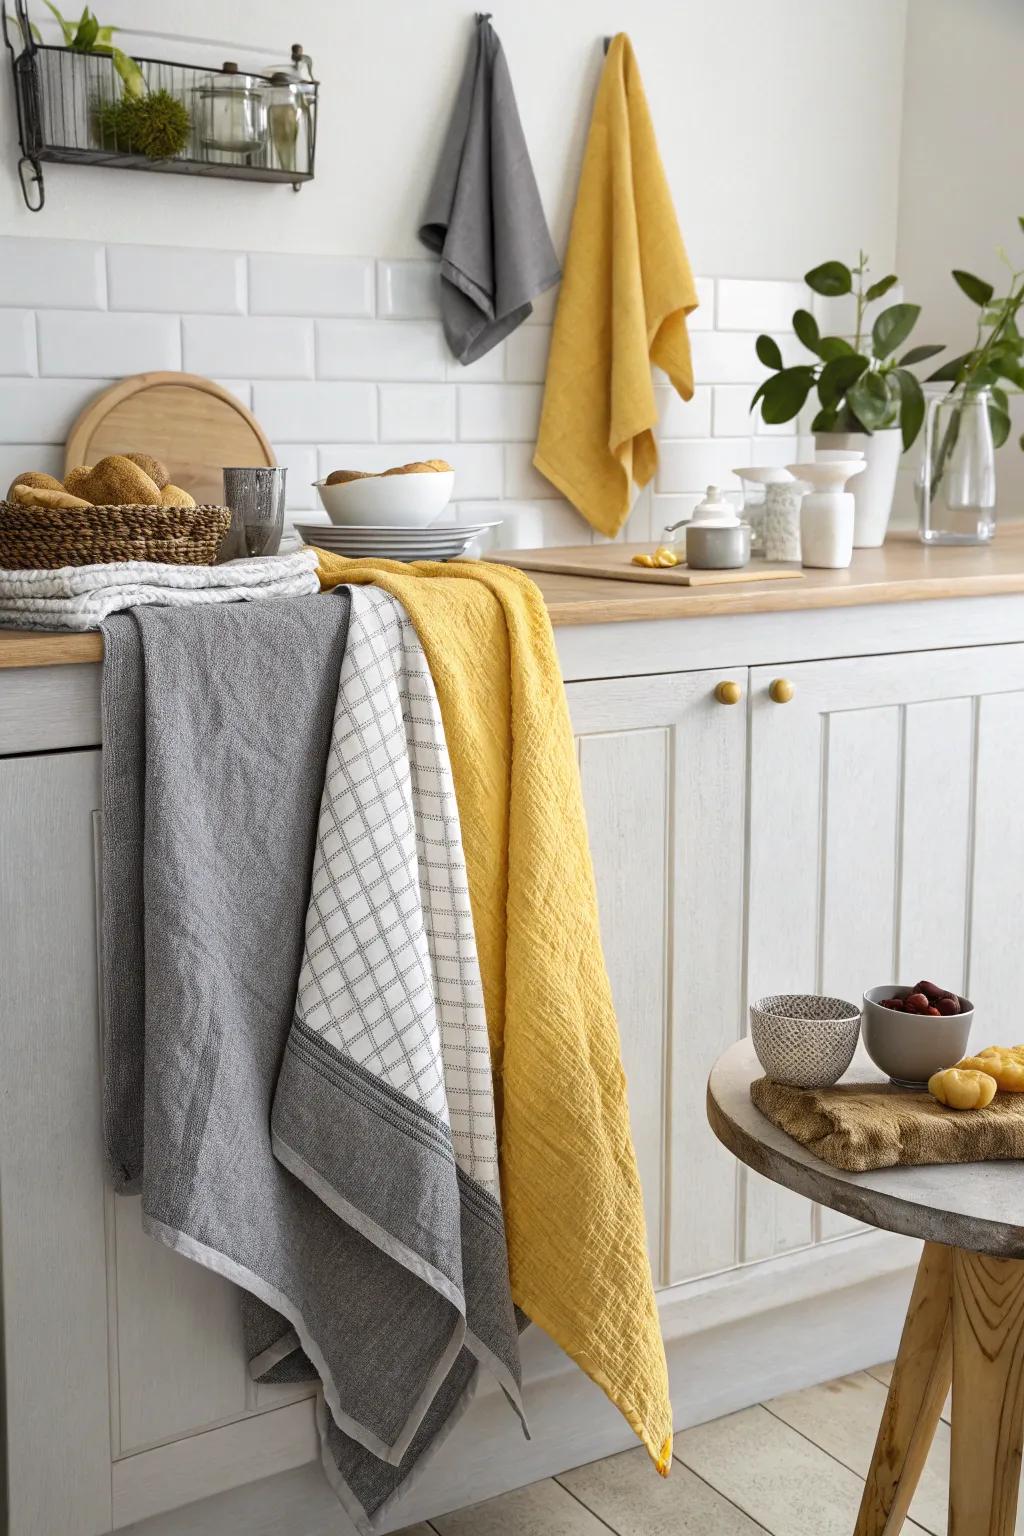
534,33,698,539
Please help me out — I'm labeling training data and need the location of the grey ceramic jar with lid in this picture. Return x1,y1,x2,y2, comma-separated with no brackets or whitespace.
679,485,751,569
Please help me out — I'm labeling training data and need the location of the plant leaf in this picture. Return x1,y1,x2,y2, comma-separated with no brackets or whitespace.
847,369,892,431
891,368,925,450
805,261,853,297
871,302,921,359
865,274,899,303
927,350,974,383
899,343,945,367
75,13,99,49
952,269,995,307
817,335,856,361
759,366,815,425
988,402,1012,449
818,353,869,409
792,308,820,355
111,45,146,97
755,334,784,371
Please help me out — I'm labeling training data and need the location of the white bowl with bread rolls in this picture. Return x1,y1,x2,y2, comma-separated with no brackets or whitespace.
315,460,454,526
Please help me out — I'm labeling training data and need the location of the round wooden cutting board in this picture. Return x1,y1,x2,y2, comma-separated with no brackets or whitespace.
64,372,276,504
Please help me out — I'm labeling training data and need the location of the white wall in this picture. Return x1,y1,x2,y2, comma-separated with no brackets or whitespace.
0,1,913,539
897,0,1024,515
1,0,906,274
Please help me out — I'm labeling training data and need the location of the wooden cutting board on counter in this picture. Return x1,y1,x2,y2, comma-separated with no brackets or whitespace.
64,372,276,505
494,542,805,587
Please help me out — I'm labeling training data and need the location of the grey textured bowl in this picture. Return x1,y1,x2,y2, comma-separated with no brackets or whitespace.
862,985,974,1086
750,993,862,1088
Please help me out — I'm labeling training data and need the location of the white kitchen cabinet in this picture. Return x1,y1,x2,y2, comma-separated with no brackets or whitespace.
567,669,747,1287
7,614,1024,1534
744,642,1024,1259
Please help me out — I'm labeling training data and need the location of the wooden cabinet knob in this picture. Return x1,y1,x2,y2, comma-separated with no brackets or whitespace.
714,680,742,706
769,678,795,704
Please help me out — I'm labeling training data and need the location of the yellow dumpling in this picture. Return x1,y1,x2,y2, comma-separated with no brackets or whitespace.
928,1067,997,1110
957,1048,1024,1093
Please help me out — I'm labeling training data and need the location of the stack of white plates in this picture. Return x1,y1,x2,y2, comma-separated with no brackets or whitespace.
294,521,499,561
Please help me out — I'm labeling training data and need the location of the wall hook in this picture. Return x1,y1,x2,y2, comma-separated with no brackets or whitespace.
603,35,612,54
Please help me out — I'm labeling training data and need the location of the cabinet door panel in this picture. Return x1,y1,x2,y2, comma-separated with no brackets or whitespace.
746,643,1024,1260
567,671,747,1287
0,750,113,1535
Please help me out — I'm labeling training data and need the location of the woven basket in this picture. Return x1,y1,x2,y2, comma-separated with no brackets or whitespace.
0,501,232,570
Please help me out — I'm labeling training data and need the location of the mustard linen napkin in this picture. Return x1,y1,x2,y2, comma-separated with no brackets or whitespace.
533,33,698,538
315,551,674,1476
751,1075,1024,1173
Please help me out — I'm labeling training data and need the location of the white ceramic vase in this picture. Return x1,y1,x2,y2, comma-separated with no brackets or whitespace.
814,428,902,548
787,459,866,569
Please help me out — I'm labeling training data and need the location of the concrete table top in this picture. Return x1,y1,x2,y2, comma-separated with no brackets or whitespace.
707,1039,1024,1259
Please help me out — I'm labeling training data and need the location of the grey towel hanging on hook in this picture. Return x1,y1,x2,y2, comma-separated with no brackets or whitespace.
419,14,560,364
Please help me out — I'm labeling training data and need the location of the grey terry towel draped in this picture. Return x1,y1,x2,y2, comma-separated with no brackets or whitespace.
419,14,560,364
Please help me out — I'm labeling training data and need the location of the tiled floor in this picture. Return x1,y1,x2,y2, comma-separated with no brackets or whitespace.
395,1360,1012,1535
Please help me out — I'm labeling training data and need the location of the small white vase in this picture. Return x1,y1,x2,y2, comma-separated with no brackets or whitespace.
787,460,866,569
814,428,902,548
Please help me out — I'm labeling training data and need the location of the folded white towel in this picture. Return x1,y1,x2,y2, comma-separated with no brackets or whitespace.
0,550,321,631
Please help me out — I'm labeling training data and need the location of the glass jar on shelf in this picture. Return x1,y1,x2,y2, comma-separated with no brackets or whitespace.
195,62,267,158
917,387,997,545
266,73,308,174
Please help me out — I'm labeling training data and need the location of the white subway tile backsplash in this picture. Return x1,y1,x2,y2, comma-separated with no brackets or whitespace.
317,320,446,382
0,312,36,377
249,254,374,318
505,326,551,384
689,276,715,331
657,383,712,437
713,384,758,438
107,246,245,314
689,330,764,384
503,444,559,499
183,316,313,379
376,260,440,319
655,437,751,494
0,379,109,442
0,443,65,492
37,312,178,378
271,444,319,511
446,342,505,382
716,278,804,332
252,383,377,442
379,384,455,442
0,237,839,553
458,384,543,441
0,238,105,310
213,379,253,407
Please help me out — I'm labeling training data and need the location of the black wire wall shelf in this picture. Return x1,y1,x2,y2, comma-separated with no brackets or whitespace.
3,3,319,211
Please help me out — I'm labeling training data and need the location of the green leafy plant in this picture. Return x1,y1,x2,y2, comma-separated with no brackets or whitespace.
96,88,190,158
42,1,144,96
926,219,1024,450
750,252,945,450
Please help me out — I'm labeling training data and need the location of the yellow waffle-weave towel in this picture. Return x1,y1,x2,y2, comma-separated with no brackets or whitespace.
533,33,698,539
316,552,673,1474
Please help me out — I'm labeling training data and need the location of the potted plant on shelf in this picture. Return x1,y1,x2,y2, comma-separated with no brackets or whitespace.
918,221,1024,545
749,253,944,547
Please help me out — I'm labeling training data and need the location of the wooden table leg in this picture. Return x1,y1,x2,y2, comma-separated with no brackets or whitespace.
949,1248,1024,1535
854,1241,953,1536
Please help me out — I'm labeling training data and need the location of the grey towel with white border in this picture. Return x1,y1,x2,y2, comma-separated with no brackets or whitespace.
419,14,560,363
100,587,523,1532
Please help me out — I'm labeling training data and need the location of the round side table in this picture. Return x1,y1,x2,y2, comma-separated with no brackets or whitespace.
708,1038,1024,1536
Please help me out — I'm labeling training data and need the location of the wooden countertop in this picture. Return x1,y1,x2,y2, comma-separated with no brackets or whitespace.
3,528,1024,668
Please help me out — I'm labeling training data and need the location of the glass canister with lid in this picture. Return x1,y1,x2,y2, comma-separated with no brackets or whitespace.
196,62,267,157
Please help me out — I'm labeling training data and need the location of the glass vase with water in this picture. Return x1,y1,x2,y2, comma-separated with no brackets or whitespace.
918,387,997,545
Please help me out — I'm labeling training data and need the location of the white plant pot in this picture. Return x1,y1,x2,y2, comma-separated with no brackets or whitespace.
815,428,902,548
